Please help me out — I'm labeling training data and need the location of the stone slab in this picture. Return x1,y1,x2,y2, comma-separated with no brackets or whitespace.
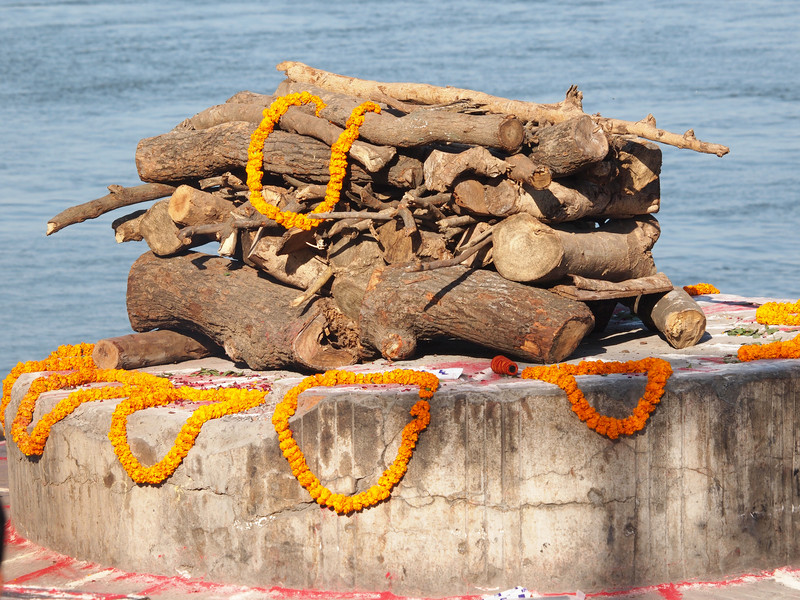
5,294,800,597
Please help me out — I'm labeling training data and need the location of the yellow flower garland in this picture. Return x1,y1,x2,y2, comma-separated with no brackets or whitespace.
683,283,720,296
738,333,800,361
521,358,673,440
272,369,439,514
755,300,800,326
245,93,380,231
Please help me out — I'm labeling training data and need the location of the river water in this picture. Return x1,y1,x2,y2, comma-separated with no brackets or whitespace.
1,0,799,376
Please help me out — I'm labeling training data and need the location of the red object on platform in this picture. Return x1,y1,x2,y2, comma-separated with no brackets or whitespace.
491,355,518,376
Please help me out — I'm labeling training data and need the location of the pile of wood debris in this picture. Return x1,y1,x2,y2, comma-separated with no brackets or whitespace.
47,62,728,372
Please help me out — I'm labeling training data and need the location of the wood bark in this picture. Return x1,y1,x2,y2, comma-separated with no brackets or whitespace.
276,61,585,126
135,122,422,188
241,227,330,289
168,185,237,225
423,147,509,192
127,251,360,371
629,288,707,349
276,62,730,155
112,210,146,243
529,115,609,176
92,330,216,370
46,183,176,235
452,171,657,223
492,213,660,284
275,81,524,153
358,264,595,363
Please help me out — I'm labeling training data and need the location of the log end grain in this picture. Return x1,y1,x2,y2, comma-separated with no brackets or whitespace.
492,213,564,283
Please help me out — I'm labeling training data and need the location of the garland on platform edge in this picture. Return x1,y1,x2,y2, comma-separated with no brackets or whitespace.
245,92,381,231
272,369,439,514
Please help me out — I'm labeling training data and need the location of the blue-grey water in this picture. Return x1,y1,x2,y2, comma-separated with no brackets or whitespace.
1,0,799,377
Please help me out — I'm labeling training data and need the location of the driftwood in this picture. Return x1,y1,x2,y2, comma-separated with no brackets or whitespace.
136,123,422,188
358,264,595,363
47,183,176,235
274,81,524,153
629,288,707,349
529,115,609,176
492,214,660,284
276,61,729,156
92,330,216,370
127,251,360,371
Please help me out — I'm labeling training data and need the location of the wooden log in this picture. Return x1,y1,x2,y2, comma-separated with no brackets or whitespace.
277,62,730,155
275,81,524,153
241,227,330,289
175,102,268,130
46,183,176,235
358,264,595,363
452,171,657,223
92,330,217,370
167,185,237,225
529,115,609,176
550,272,674,301
127,251,360,371
629,288,707,349
492,213,660,284
136,122,423,189
422,147,509,192
138,199,185,256
505,154,552,189
276,62,585,126
112,210,146,243
601,136,661,218
328,233,386,320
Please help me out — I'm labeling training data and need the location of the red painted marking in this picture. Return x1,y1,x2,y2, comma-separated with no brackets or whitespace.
7,555,76,584
656,583,683,599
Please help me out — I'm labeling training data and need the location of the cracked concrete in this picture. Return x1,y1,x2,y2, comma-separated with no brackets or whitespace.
5,294,800,596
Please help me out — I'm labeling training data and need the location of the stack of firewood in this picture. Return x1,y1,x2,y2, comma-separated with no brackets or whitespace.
48,62,729,373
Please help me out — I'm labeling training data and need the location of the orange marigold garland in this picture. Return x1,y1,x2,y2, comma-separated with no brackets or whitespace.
754,300,800,326
1,342,95,433
246,93,381,231
108,385,267,484
521,358,673,439
272,369,438,514
683,283,720,296
737,333,800,362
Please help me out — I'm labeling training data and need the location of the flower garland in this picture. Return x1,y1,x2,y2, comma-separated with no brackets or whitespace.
2,344,268,485
520,358,673,439
108,384,267,484
272,369,439,514
683,283,720,296
754,300,800,326
245,92,381,231
737,333,800,362
1,342,95,433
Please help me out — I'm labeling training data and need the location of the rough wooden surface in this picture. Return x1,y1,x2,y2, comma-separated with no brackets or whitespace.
127,251,359,371
358,264,595,363
92,330,216,370
631,288,707,348
529,115,609,176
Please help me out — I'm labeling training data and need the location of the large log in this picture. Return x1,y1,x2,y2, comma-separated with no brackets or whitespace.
492,213,660,284
358,264,595,363
92,330,217,370
274,81,524,153
529,115,609,176
167,185,237,226
127,251,360,371
135,122,422,188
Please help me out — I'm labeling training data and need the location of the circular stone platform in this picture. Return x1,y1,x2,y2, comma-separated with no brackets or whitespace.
6,294,800,597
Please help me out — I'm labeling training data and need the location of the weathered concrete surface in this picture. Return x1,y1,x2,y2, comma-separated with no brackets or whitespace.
5,294,800,597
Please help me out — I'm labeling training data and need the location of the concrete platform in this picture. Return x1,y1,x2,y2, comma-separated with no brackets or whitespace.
5,294,800,597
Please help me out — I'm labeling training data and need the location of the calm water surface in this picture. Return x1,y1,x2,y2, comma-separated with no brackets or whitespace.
1,0,799,376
